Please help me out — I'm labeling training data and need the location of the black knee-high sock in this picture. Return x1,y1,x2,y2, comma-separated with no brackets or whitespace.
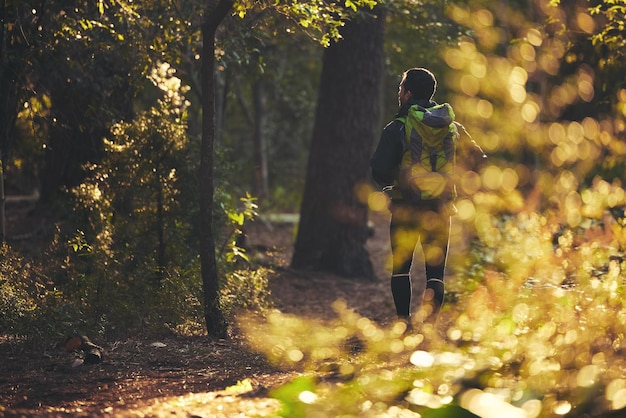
391,274,411,317
426,278,445,315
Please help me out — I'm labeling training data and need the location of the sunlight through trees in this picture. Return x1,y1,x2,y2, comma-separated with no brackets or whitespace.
242,1,626,417
2,0,626,416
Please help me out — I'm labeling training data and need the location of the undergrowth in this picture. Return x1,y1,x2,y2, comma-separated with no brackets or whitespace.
241,209,626,418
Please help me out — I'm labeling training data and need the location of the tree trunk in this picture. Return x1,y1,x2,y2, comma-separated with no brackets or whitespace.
252,78,269,199
0,98,5,244
200,0,233,338
291,9,385,279
0,153,4,244
155,178,165,283
0,0,10,243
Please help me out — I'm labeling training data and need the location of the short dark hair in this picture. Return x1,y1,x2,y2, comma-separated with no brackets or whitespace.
401,68,437,100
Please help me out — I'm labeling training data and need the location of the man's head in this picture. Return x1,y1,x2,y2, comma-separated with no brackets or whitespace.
398,68,437,106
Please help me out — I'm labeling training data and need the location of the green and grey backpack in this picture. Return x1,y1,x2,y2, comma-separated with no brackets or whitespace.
396,103,459,202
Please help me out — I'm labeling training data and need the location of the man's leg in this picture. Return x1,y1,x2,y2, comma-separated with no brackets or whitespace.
389,203,420,319
422,206,451,322
391,274,411,317
424,278,445,317
422,208,451,322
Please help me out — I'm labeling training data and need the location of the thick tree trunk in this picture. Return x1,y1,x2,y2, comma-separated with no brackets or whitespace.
200,0,233,338
291,9,385,279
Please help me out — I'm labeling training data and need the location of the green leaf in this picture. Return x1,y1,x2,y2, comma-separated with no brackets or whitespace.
270,376,318,417
228,212,245,226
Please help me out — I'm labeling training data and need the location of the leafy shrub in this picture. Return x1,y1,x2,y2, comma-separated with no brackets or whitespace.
0,243,87,341
0,245,38,337
221,267,273,314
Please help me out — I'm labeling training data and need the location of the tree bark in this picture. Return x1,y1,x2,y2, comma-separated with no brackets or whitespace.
0,0,10,242
0,0,8,244
252,78,269,199
291,9,385,279
200,0,233,338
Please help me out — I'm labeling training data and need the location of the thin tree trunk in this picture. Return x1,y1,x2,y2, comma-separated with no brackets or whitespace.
214,69,227,144
156,179,165,283
291,9,385,279
252,78,269,199
0,153,5,244
200,0,233,338
0,0,8,242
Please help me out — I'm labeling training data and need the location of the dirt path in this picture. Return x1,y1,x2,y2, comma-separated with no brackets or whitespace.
0,212,398,417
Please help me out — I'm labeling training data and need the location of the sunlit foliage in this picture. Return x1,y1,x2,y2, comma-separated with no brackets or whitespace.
0,241,93,339
243,207,626,416
0,245,39,337
235,0,377,47
58,63,200,335
442,0,626,237
242,1,626,417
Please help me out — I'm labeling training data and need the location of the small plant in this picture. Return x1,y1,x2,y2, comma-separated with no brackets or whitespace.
219,192,259,264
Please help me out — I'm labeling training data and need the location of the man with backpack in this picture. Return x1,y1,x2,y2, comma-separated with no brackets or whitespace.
370,67,484,328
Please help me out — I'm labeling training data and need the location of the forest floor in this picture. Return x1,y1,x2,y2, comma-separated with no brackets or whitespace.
0,210,403,418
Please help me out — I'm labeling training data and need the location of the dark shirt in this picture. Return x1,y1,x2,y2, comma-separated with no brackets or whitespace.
370,99,436,187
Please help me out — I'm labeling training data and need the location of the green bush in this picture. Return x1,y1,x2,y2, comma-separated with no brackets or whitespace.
0,243,87,341
0,245,38,336
221,267,273,313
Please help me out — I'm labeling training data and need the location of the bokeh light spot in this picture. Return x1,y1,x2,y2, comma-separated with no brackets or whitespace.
456,199,476,221
460,171,481,195
521,102,539,123
553,400,572,415
578,78,594,102
526,28,543,46
368,191,389,212
298,390,317,404
461,75,480,96
510,84,527,103
445,48,465,69
576,12,595,33
522,399,542,418
483,165,502,190
460,389,527,418
475,9,494,27
501,168,519,192
577,364,599,387
477,99,493,118
287,349,304,362
510,66,528,85
470,60,487,78
519,43,536,62
410,350,435,368
612,388,626,410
